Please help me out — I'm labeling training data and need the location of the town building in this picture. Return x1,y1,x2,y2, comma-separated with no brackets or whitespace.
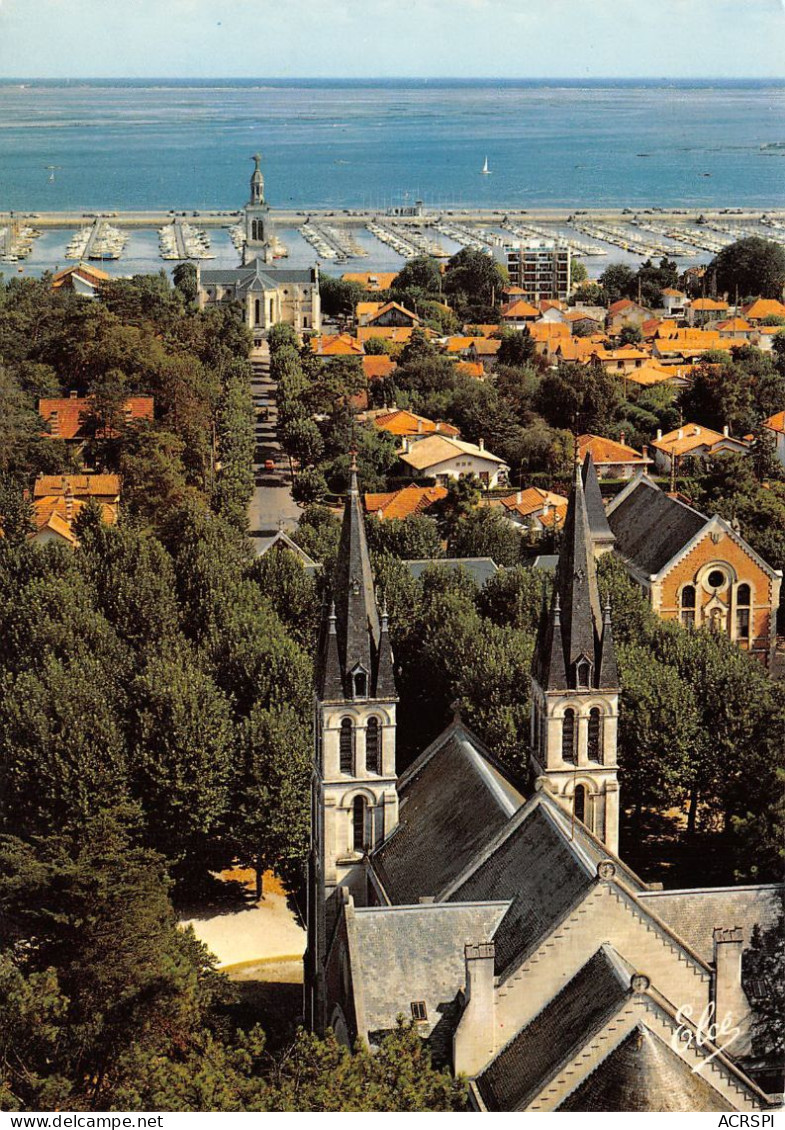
30,473,120,547
607,473,782,666
606,299,653,334
687,297,729,326
366,408,459,441
305,455,782,1111
51,262,110,298
38,394,154,444
493,487,567,534
651,423,750,474
197,259,321,344
577,434,652,479
363,483,447,521
397,434,509,489
504,242,571,303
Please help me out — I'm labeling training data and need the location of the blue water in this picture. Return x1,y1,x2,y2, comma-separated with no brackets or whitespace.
0,79,784,211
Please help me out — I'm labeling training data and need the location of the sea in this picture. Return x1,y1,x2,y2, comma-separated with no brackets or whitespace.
1,79,784,277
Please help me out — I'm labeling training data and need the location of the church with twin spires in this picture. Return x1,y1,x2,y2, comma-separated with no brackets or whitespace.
304,454,782,1113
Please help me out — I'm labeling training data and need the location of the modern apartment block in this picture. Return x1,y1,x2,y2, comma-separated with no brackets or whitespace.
504,241,572,302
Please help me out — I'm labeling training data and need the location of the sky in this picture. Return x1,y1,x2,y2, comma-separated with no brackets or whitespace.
0,0,784,80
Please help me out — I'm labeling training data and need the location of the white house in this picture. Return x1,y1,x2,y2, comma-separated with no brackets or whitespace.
398,434,509,489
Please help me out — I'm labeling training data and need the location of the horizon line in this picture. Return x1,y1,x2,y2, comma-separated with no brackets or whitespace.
2,74,785,82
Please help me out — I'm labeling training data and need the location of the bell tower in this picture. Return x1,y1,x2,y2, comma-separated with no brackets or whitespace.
530,454,620,853
243,153,274,264
305,457,398,1033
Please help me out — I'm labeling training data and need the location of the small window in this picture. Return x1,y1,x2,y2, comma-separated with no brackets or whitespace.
574,784,587,823
576,658,591,689
340,718,353,774
366,717,381,774
411,1000,428,1022
735,584,751,642
353,670,367,699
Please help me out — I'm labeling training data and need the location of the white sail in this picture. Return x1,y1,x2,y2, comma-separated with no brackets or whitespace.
482,156,490,174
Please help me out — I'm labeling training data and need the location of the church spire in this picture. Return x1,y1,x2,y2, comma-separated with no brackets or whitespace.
316,456,396,702
535,455,617,691
581,452,615,555
250,152,265,205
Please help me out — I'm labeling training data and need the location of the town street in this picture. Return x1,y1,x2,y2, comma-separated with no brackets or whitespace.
248,344,301,537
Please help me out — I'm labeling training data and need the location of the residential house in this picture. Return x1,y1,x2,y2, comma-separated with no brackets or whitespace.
607,474,781,665
577,434,652,479
661,287,686,317
342,271,398,292
465,337,503,372
624,360,691,390
38,394,154,444
363,483,447,521
526,321,571,361
356,326,437,347
763,411,785,469
652,328,725,365
651,424,750,474
606,299,653,334
741,298,785,324
398,434,509,488
51,262,110,299
310,333,365,357
686,297,729,327
716,317,753,343
31,473,120,548
367,408,460,441
251,529,320,575
493,487,568,534
360,301,421,329
499,298,540,328
455,361,485,379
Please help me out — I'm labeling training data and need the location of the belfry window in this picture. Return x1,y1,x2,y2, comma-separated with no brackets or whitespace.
366,718,381,774
352,796,368,852
351,667,368,700
339,718,353,774
588,708,602,763
562,709,576,763
680,584,696,629
575,658,591,689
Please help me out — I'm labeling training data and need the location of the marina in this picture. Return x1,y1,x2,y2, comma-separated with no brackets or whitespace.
3,207,785,279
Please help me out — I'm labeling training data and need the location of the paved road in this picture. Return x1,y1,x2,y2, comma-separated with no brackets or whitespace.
247,345,301,538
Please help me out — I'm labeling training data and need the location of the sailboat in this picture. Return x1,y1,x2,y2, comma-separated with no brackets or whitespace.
482,156,491,175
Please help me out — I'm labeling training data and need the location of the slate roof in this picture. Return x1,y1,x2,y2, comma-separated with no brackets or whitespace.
581,452,615,550
445,802,596,975
371,726,524,906
200,263,315,289
558,1026,733,1112
346,901,509,1061
476,947,630,1111
606,476,708,577
404,557,499,587
638,885,785,964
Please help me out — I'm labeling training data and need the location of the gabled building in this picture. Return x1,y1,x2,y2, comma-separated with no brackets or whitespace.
606,299,653,334
38,394,154,444
651,423,750,473
607,473,782,665
51,262,110,299
198,258,321,344
359,301,421,329
363,483,447,521
578,434,652,479
305,454,782,1110
493,487,567,534
398,434,509,489
367,408,459,441
763,411,785,468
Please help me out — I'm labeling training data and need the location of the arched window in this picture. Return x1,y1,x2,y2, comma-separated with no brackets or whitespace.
352,796,368,852
339,718,353,774
735,583,751,643
353,670,367,699
574,784,587,823
366,718,380,774
562,709,576,763
680,584,696,629
588,708,602,762
254,298,261,326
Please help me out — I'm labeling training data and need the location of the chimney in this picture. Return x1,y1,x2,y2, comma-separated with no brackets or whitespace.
516,490,522,505
435,422,441,433
694,426,701,436
712,927,749,1037
453,942,496,1076
723,424,729,437
64,487,74,524
418,419,423,433
478,437,485,452
402,437,409,454
677,428,684,440
70,389,78,399
620,431,626,446
656,428,662,441
642,445,649,463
